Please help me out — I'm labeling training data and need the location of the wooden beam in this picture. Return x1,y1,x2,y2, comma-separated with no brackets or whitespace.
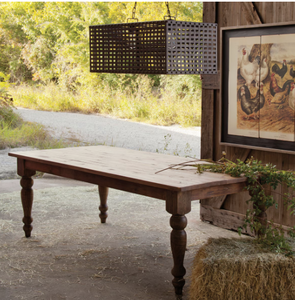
242,2,263,25
200,196,229,210
202,72,220,90
203,2,216,23
201,2,258,213
201,2,217,160
200,204,292,236
205,1,263,216
201,148,252,209
200,204,253,235
201,90,214,160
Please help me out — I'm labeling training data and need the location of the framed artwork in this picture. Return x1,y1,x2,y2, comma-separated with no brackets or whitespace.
221,23,295,153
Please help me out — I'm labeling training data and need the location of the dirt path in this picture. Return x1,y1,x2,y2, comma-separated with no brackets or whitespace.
15,108,201,158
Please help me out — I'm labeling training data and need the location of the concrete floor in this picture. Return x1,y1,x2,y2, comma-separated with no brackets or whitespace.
0,174,241,300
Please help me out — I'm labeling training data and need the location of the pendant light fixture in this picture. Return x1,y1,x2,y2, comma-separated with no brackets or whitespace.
89,2,217,75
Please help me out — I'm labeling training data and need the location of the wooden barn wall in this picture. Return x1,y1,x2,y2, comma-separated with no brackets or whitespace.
201,2,295,228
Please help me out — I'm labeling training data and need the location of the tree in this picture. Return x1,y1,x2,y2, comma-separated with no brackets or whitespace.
0,2,203,88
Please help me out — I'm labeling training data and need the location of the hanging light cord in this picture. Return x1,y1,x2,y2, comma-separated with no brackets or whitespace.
127,2,175,22
165,2,171,19
132,2,137,19
164,2,176,20
127,2,138,22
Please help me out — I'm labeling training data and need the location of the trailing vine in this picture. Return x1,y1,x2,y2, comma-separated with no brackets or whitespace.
195,153,295,256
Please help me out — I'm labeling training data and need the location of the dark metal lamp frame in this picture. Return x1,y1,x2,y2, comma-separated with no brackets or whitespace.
89,20,217,75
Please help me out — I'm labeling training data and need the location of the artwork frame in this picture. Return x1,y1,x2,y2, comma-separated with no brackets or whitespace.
220,22,295,154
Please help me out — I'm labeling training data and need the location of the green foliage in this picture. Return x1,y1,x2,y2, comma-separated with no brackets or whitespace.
0,72,11,91
1,2,203,126
11,77,201,127
0,73,72,150
0,106,22,130
0,72,15,126
196,156,295,256
0,3,32,82
0,118,70,150
0,2,203,89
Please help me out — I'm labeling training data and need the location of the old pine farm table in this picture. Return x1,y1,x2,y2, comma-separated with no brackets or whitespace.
9,145,247,296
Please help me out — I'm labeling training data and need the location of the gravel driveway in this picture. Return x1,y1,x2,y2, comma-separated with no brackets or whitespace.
15,107,201,157
2,108,201,179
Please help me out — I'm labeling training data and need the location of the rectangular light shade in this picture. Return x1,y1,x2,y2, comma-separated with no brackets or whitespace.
89,20,217,75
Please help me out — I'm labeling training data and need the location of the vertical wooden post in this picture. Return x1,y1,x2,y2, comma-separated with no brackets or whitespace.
201,2,217,160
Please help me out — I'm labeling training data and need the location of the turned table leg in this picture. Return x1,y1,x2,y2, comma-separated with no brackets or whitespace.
98,186,109,223
20,171,36,238
170,214,187,296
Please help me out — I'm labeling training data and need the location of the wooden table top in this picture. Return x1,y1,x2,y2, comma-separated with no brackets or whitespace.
9,146,246,193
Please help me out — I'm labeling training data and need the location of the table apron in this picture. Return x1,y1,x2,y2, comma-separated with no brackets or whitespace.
20,159,246,214
23,159,180,201
192,181,247,200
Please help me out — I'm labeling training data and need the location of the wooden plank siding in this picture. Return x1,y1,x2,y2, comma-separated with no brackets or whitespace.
201,2,216,160
201,2,295,228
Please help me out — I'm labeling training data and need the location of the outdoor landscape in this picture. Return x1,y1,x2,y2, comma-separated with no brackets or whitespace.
0,2,203,152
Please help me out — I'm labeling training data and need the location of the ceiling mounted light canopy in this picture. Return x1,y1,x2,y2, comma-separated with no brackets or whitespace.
89,3,217,75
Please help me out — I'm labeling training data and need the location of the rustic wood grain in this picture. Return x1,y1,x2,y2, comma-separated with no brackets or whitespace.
258,2,274,24
202,2,295,228
203,2,216,24
9,145,248,296
283,155,295,227
10,146,246,194
201,2,217,160
201,89,214,160
200,204,254,236
219,1,258,170
242,2,263,25
218,147,252,210
201,203,293,237
202,71,220,90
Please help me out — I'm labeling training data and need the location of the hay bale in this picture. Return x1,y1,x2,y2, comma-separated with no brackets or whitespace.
189,238,295,300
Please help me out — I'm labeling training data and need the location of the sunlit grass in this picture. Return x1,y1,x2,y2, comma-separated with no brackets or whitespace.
11,75,202,127
0,107,72,150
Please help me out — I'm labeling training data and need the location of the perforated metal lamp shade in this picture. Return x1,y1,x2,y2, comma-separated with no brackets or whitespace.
89,20,217,75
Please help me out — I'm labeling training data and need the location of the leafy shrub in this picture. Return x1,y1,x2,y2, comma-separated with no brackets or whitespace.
0,72,18,126
0,72,13,106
